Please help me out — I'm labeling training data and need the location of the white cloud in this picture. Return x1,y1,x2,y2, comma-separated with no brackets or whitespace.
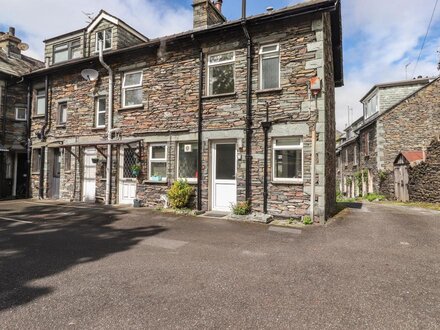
0,0,193,60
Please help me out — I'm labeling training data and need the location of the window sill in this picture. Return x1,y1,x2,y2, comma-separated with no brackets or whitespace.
118,105,144,111
143,180,168,185
32,115,45,119
202,92,237,100
271,180,304,185
14,119,27,122
176,179,198,185
91,127,106,131
56,125,66,129
256,88,283,95
65,171,72,174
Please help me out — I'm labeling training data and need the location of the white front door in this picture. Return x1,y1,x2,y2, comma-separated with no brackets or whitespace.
119,147,137,205
83,148,96,202
212,142,237,212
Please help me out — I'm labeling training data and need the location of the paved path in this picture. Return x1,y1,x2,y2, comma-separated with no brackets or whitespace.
0,200,439,329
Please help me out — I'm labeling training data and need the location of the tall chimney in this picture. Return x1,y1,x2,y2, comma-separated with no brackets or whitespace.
9,27,15,36
0,27,21,56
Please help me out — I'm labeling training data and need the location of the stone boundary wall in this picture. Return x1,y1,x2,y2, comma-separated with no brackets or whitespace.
407,139,440,203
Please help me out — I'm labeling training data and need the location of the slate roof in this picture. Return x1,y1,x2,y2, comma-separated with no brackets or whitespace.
0,48,44,77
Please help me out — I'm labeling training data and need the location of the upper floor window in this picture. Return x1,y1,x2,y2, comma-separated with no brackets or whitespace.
35,89,46,116
15,107,27,121
273,137,303,182
96,97,106,128
122,71,143,108
53,39,81,64
354,145,358,165
58,102,67,125
95,29,112,52
260,44,280,90
208,51,235,95
364,93,378,119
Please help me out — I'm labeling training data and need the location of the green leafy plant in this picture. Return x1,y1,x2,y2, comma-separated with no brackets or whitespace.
378,170,388,183
167,179,194,209
303,216,313,225
131,164,141,177
231,201,251,215
365,193,385,202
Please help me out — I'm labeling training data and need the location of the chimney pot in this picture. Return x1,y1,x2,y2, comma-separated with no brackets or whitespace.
9,27,15,36
214,0,223,12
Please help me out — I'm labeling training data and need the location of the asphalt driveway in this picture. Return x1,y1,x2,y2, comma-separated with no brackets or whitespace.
0,200,439,329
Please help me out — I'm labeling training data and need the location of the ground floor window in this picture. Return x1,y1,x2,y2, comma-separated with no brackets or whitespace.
64,148,72,172
32,149,41,172
177,142,198,182
149,144,167,182
272,137,303,182
5,153,13,179
123,148,137,179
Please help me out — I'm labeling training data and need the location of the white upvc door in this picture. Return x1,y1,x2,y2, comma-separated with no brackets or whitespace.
211,142,237,212
119,147,137,205
83,148,97,202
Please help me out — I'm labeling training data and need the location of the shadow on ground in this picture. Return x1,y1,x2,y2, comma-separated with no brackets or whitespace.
0,204,166,311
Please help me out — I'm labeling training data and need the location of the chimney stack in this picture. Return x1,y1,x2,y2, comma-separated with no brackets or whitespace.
192,0,226,29
0,27,21,56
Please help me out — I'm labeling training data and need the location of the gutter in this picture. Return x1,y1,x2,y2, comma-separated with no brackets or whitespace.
98,40,114,205
26,82,32,198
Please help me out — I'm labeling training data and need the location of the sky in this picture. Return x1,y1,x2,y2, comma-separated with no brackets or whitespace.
1,0,440,131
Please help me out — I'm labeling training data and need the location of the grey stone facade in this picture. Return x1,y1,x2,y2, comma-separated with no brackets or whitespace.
27,1,343,222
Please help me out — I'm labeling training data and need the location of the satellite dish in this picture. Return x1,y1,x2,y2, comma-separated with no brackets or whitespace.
18,42,29,51
81,69,99,82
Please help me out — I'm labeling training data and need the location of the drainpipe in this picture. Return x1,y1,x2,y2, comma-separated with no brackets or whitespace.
39,75,49,199
26,82,32,198
262,102,272,214
98,40,113,205
241,0,253,203
197,48,204,211
310,127,316,222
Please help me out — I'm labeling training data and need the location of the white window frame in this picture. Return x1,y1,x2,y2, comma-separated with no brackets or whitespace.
259,43,280,90
272,137,303,183
35,89,46,116
149,143,167,182
15,107,27,121
95,29,112,52
177,142,198,183
58,102,67,125
207,51,235,96
53,39,81,64
95,97,106,128
354,145,358,165
122,70,143,108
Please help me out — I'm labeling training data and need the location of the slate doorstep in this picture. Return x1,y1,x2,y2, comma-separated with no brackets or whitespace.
227,212,273,224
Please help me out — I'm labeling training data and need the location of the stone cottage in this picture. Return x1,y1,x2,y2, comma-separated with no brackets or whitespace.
25,0,343,222
0,28,44,199
336,76,440,199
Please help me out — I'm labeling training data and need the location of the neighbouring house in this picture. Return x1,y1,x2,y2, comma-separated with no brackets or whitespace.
0,28,44,199
336,116,363,198
336,76,440,200
24,0,343,222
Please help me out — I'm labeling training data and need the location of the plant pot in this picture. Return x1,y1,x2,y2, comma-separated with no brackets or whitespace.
132,169,140,177
91,158,99,164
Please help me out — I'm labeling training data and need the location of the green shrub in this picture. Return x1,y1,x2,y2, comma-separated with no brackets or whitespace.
167,179,194,209
231,201,251,215
366,193,385,202
303,216,313,225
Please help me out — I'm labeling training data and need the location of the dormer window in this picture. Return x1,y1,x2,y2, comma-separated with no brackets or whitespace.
95,29,112,52
364,93,379,119
53,39,81,64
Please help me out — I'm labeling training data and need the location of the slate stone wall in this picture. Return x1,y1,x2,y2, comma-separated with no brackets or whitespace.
408,140,440,203
30,13,337,221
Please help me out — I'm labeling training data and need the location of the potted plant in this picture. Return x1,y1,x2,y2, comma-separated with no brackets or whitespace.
131,164,141,177
91,157,99,164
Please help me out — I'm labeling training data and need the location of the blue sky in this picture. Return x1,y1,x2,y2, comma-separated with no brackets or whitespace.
1,0,440,130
